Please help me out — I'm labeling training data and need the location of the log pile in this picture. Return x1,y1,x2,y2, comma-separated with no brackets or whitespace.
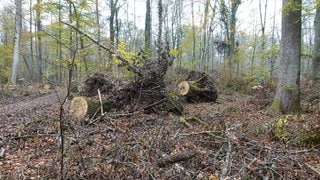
70,46,183,118
64,23,218,118
69,43,219,118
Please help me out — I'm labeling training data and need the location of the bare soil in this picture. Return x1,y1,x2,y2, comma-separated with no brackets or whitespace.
0,85,319,179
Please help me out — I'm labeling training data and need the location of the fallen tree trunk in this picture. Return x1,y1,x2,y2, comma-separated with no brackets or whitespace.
157,151,197,167
69,96,110,118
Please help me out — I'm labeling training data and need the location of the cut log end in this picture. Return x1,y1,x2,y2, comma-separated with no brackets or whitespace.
178,81,190,96
69,96,100,118
69,97,88,118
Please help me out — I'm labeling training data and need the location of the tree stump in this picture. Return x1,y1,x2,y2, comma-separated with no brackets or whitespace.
69,96,107,118
178,71,218,103
178,81,202,96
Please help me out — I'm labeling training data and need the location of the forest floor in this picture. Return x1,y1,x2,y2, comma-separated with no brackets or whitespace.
0,82,319,179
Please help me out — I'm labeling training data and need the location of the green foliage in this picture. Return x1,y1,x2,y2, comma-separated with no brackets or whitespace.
283,1,302,14
267,44,280,57
108,41,145,79
0,44,13,83
117,41,139,65
244,66,270,86
272,115,293,143
169,48,180,56
171,25,201,58
272,115,320,145
218,72,251,92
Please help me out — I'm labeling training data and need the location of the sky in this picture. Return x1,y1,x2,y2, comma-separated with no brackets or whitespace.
0,0,282,36
237,0,281,34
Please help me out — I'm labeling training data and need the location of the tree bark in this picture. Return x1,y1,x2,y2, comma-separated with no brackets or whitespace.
312,3,320,85
219,0,240,73
36,0,43,83
95,0,102,63
10,0,22,85
29,0,35,82
145,0,152,53
228,0,241,72
201,0,210,71
157,0,163,50
272,0,302,113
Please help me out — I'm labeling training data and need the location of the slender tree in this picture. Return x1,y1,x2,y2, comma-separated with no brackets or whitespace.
110,0,118,46
29,0,35,82
312,2,320,85
219,0,241,73
10,0,22,85
145,0,152,53
201,0,210,71
95,0,102,62
259,0,268,52
157,0,163,49
272,0,302,113
36,0,43,82
228,0,241,72
58,0,63,83
109,0,119,60
191,0,196,67
269,0,277,78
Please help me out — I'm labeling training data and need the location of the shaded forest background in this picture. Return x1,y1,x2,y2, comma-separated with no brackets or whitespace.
0,0,316,89
1,0,320,179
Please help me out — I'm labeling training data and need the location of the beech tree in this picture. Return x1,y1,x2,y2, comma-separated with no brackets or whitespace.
145,0,151,53
36,0,43,82
272,0,302,113
157,0,163,48
312,1,320,86
219,0,241,73
10,0,22,85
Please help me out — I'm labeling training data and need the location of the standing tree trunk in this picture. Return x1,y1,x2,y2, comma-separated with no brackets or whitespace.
259,0,268,53
109,0,118,60
191,0,196,67
29,0,35,82
228,0,241,73
219,0,240,74
269,0,277,78
58,0,63,84
36,0,43,83
272,0,302,113
312,2,320,86
145,0,152,54
157,0,163,50
201,0,210,71
95,0,102,63
109,0,115,46
11,0,22,85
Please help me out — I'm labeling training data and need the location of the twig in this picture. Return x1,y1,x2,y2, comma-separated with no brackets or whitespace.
185,116,207,125
173,130,226,140
305,163,320,176
179,117,192,128
97,88,104,115
10,133,57,140
139,98,166,110
0,148,5,158
104,111,142,118
157,151,197,167
221,139,232,179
